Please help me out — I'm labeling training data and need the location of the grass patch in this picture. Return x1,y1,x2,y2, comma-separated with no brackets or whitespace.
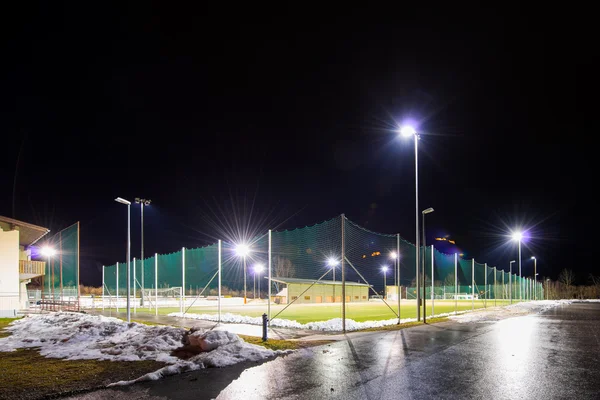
104,299,512,324
0,318,19,338
0,348,166,400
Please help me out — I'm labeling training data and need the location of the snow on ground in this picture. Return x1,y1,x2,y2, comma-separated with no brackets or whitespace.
0,312,291,386
169,300,575,331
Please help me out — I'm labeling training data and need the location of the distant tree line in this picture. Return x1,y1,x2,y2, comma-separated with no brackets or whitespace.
544,269,600,299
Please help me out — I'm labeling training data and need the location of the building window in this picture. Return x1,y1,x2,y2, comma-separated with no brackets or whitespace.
292,296,298,301
362,296,366,299
354,296,359,300
304,296,311,300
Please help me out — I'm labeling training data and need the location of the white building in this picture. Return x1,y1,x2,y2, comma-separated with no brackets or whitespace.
0,215,49,317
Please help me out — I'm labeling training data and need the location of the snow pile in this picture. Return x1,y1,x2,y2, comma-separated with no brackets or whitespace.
0,312,291,386
449,300,570,323
170,300,574,331
169,312,423,331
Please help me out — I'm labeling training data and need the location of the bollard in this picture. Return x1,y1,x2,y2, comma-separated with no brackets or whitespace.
262,313,268,342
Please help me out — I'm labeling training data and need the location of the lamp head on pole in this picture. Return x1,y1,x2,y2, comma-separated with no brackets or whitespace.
531,256,536,260
327,258,340,268
254,263,264,274
510,260,515,265
234,243,250,257
115,197,131,206
41,246,56,257
135,198,152,206
399,125,417,137
389,252,397,260
422,207,434,215
511,231,523,242
382,266,389,273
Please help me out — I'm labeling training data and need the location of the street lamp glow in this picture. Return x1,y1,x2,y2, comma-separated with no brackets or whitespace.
234,244,250,257
382,266,389,273
41,246,56,257
531,256,536,260
254,263,264,274
511,231,523,241
399,126,417,137
389,252,397,260
327,258,339,267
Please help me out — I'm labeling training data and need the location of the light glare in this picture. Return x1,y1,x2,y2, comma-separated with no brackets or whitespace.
382,266,389,273
235,243,250,257
41,246,56,257
327,258,339,267
400,126,416,137
389,252,397,260
511,231,523,241
254,263,264,273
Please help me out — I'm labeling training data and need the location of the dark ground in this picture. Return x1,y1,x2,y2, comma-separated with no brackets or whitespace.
63,301,600,399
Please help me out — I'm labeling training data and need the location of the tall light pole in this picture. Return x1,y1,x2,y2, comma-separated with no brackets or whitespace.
531,256,537,300
235,243,250,304
328,258,339,302
389,252,398,287
421,207,434,323
115,197,131,323
254,263,264,300
382,266,388,299
509,260,515,304
400,125,420,321
135,198,151,306
512,232,523,301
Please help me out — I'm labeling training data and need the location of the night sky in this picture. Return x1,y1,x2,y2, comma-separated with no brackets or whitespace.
1,5,594,286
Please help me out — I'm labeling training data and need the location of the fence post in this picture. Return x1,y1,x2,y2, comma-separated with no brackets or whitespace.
268,230,272,326
102,266,105,311
133,257,136,314
484,263,487,309
454,253,457,315
431,245,434,317
116,262,119,312
471,258,475,311
218,240,222,323
181,247,185,315
397,234,400,324
155,253,158,317
341,214,346,332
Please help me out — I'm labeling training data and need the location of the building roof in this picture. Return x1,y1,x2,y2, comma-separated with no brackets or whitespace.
270,277,371,287
0,215,50,246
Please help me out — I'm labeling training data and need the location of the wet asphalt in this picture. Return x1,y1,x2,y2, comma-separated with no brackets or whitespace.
65,301,600,400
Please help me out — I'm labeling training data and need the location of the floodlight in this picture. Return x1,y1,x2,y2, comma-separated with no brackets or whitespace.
235,243,250,257
399,126,417,137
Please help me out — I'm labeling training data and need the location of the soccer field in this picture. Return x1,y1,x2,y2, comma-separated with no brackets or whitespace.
105,299,516,324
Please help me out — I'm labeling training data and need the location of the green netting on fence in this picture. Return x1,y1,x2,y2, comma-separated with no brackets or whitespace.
101,215,541,304
43,222,79,299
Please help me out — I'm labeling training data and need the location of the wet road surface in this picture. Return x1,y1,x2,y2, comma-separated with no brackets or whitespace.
67,301,600,400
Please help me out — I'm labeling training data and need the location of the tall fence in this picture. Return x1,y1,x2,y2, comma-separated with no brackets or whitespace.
43,222,80,301
102,215,543,327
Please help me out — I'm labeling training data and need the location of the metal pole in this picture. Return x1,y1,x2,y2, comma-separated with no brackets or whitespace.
218,240,222,322
155,253,158,316
397,234,400,324
484,263,487,309
244,256,247,304
141,204,144,306
268,230,272,325
471,258,474,311
422,212,426,323
383,270,386,298
116,262,119,312
253,270,256,300
518,240,522,301
182,247,185,314
454,253,457,315
341,214,346,332
494,267,497,307
431,245,434,317
534,258,537,300
59,231,63,302
509,261,513,304
133,257,136,314
126,203,131,323
414,138,420,322
102,266,105,310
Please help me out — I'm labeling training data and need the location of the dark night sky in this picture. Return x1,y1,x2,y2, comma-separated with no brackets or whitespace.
0,4,595,285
